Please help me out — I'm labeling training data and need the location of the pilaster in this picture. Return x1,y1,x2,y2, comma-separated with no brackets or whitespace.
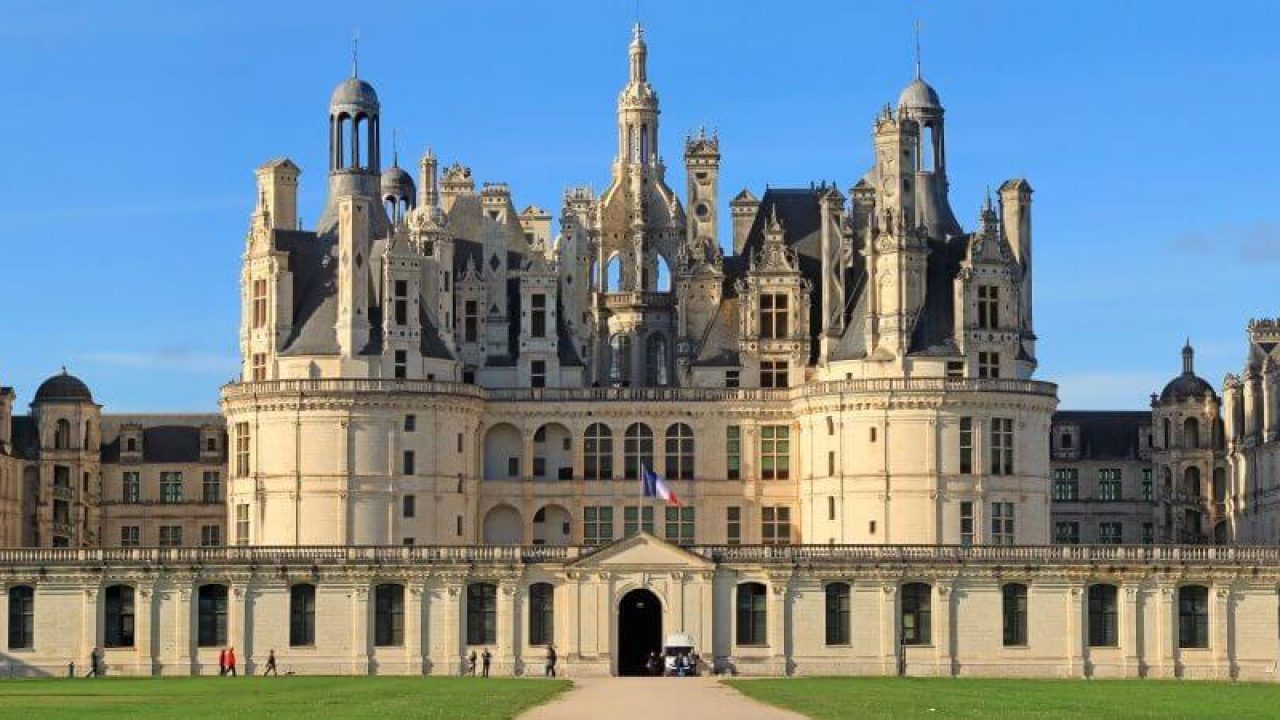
406,583,425,674
351,585,370,674
1154,584,1176,678
1121,583,1140,677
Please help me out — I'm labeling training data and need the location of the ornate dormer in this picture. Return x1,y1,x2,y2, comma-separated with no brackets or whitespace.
737,207,811,388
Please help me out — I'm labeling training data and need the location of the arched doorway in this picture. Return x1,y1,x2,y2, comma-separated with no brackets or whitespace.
617,588,662,676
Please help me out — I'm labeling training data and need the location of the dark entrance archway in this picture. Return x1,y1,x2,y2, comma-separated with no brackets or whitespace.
617,588,662,676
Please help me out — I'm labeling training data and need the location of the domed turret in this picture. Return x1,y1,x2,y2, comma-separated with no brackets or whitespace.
381,158,416,225
898,77,941,109
33,368,93,404
1159,342,1218,403
330,77,379,112
328,64,381,175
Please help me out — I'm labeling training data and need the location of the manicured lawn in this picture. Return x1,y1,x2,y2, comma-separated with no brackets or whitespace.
727,677,1280,719
0,676,569,720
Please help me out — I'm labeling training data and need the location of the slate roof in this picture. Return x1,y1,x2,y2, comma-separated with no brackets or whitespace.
1052,411,1152,461
100,425,226,464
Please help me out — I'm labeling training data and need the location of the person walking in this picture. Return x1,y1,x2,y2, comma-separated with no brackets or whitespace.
218,647,228,676
263,649,278,676
480,647,492,678
545,645,557,678
226,646,238,677
86,647,102,677
467,650,477,676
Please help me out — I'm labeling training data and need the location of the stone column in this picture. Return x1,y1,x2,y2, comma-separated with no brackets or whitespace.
1154,585,1176,678
768,578,789,674
1121,584,1140,677
564,572,581,669
1065,583,1084,678
229,583,250,674
350,585,369,675
1212,584,1231,679
934,580,955,677
81,586,99,674
497,579,518,675
136,585,155,676
406,584,424,674
880,582,898,676
175,584,194,675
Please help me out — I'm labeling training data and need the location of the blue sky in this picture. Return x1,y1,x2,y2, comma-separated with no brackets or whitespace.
1,0,1278,412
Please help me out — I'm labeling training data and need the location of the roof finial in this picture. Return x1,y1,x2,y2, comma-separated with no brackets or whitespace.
392,128,399,167
351,29,360,78
1182,339,1195,374
913,20,923,80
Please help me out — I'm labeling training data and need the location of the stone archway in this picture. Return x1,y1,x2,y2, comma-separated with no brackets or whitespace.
617,588,662,676
482,505,522,544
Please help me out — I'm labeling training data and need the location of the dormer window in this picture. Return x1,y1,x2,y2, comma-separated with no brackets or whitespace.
393,280,409,326
126,437,137,453
252,278,268,329
977,285,999,329
760,294,788,339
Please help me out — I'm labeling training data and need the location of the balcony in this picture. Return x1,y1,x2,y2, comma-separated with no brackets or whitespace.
597,291,675,310
51,484,74,501
223,376,1058,405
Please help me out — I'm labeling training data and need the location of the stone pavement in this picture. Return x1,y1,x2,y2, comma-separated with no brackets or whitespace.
519,677,806,720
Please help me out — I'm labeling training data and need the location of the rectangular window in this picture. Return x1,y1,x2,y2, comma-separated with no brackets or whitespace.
736,583,768,646
1141,468,1153,501
507,457,520,477
825,583,851,645
200,525,221,547
464,300,478,342
1088,585,1118,647
160,472,183,504
251,278,268,329
827,495,836,520
725,370,740,388
456,515,463,537
1053,468,1079,501
1098,468,1122,501
531,360,546,388
760,425,790,480
828,451,836,477
404,414,416,432
990,418,1014,475
235,503,250,546
761,506,791,546
235,422,251,477
159,525,183,547
394,350,407,379
623,506,654,536
251,353,267,382
1002,584,1028,647
760,360,787,388
290,584,316,647
1054,521,1080,545
991,502,1015,545
978,352,1000,379
202,471,221,503
583,506,614,546
375,585,405,647
403,450,415,476
393,279,409,326
727,506,741,545
959,418,973,474
120,525,140,547
946,361,964,379
664,506,695,546
1099,521,1122,544
759,293,789,339
531,293,547,338
960,501,974,546
1178,586,1210,649
122,472,141,504
726,426,741,480
977,285,999,329
403,495,416,518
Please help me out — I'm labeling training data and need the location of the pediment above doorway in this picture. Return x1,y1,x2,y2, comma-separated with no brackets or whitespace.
570,532,714,571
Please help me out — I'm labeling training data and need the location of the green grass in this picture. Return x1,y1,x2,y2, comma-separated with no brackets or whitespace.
0,676,569,720
726,677,1280,719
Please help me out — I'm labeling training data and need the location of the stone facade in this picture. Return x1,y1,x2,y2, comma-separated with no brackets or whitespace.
1,536,1277,680
1225,319,1280,542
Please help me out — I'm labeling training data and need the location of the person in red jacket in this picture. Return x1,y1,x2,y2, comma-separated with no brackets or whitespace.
218,648,227,676
226,646,238,677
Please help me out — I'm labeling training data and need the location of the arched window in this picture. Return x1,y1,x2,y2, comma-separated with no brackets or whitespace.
1184,466,1202,498
197,584,228,647
7,585,35,649
1178,585,1209,649
645,334,669,386
584,424,614,481
609,334,631,385
290,584,316,647
54,419,71,450
824,582,851,646
1002,583,1028,647
624,423,654,480
664,424,695,480
104,585,135,648
529,582,554,646
374,584,404,647
84,420,93,448
1087,584,1118,647
1162,418,1171,449
467,583,497,646
736,582,767,646
900,583,932,646
1184,418,1200,449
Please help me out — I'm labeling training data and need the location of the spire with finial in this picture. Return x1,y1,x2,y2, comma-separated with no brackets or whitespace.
1182,340,1195,375
913,19,923,79
351,30,360,78
629,22,647,83
392,128,399,167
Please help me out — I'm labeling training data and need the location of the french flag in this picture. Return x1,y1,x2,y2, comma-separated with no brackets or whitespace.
642,464,681,506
